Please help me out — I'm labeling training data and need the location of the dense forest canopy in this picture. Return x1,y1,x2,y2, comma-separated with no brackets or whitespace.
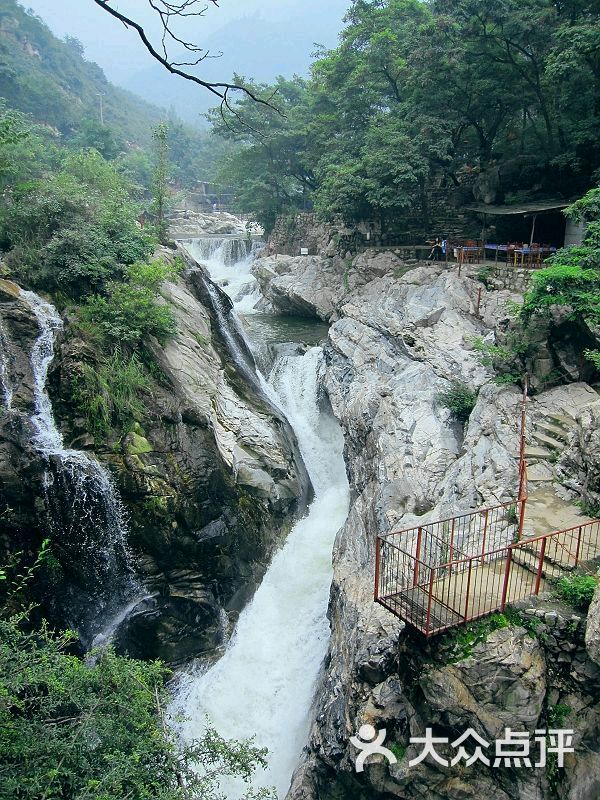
214,0,600,232
1,1,600,797
0,0,232,186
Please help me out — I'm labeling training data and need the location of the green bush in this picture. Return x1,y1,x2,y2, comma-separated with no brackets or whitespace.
71,349,150,441
477,266,494,290
555,574,598,610
0,615,273,800
471,333,528,386
1,149,154,298
436,381,478,422
521,191,600,328
84,259,181,345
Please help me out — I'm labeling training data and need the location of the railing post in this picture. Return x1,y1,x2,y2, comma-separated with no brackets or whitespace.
414,527,423,587
518,496,527,542
534,537,547,595
463,559,473,621
481,509,489,564
448,519,455,578
500,546,513,610
374,536,381,601
425,568,435,635
574,526,583,568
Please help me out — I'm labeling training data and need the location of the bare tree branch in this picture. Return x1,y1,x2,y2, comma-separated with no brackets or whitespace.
91,0,276,111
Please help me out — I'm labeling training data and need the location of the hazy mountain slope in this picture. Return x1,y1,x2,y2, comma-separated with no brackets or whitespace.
121,8,347,124
0,0,164,144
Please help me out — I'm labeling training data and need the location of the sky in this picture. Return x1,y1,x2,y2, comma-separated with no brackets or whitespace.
22,0,349,121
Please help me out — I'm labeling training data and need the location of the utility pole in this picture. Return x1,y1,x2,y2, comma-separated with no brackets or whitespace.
96,92,105,125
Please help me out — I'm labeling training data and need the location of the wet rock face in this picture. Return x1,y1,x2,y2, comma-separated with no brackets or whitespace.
559,399,600,512
0,273,307,664
260,252,600,799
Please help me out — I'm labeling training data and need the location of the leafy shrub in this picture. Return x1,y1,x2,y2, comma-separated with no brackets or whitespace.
84,259,181,345
521,262,600,324
71,349,150,440
436,381,478,422
555,574,598,610
477,266,494,289
584,349,600,371
0,615,273,800
1,149,154,298
521,190,600,327
447,613,512,661
472,334,527,386
576,497,600,518
547,703,572,727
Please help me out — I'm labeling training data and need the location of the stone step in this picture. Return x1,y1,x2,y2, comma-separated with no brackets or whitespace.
512,547,566,581
534,421,570,442
545,413,576,428
526,462,555,483
525,446,554,461
531,431,563,451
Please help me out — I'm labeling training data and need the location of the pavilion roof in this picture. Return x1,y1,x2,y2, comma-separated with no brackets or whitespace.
463,200,570,216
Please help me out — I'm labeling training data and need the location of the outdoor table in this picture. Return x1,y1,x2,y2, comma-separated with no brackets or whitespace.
513,246,557,266
456,245,482,265
484,244,511,263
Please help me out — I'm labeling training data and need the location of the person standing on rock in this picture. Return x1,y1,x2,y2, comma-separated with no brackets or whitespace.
427,237,443,260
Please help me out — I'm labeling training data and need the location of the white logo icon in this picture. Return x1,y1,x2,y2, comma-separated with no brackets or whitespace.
350,724,398,772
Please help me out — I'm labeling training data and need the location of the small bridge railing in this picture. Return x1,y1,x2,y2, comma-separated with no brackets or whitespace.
375,506,600,636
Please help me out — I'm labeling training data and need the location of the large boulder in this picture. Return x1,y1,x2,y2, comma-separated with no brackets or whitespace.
585,583,600,667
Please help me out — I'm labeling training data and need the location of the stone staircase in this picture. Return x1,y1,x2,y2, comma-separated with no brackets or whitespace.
518,391,598,580
524,412,574,482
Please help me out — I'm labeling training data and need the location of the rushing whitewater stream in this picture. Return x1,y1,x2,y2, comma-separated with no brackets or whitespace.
4,289,142,644
173,237,350,797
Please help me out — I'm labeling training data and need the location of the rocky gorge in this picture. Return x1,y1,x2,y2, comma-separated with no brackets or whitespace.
0,251,308,662
250,243,600,799
2,212,600,800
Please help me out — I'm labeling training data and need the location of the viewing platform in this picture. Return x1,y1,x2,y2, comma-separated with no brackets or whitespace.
375,384,600,636
375,501,600,636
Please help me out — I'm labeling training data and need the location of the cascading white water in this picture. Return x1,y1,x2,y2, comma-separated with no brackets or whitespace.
172,236,350,798
181,236,264,313
22,291,66,452
0,316,13,409
16,290,140,642
173,348,349,797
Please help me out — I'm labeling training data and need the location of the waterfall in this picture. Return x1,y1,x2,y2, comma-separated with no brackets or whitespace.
172,235,350,798
22,291,65,451
17,290,140,644
180,236,264,313
0,316,14,409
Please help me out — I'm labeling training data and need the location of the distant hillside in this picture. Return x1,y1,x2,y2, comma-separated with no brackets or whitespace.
0,0,164,145
121,6,348,125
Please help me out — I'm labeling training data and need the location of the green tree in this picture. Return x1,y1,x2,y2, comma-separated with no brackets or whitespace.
0,148,153,297
84,259,181,345
522,189,600,325
70,116,125,160
210,76,316,232
0,615,274,800
152,121,170,244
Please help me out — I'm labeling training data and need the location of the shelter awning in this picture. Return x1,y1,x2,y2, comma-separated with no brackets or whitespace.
463,200,570,216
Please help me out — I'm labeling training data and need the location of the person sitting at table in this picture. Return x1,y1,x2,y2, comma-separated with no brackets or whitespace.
426,236,443,260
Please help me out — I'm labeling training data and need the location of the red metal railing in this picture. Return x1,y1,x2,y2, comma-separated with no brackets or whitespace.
374,376,600,635
375,515,600,636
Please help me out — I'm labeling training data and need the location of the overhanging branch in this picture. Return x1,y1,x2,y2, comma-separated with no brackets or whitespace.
92,0,276,110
